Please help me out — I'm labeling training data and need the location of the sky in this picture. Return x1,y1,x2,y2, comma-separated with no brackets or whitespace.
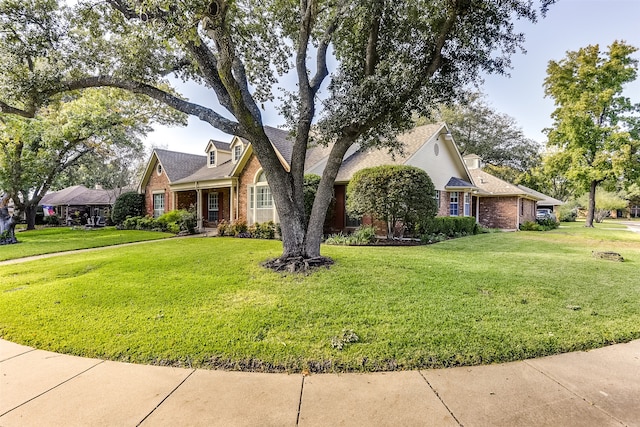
144,0,640,155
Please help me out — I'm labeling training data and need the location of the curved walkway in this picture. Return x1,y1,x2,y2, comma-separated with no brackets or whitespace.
1,339,639,426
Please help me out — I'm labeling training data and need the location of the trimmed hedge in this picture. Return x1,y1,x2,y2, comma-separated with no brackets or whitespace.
417,216,478,237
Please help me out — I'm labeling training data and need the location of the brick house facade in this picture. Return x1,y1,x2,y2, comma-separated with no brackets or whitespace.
139,124,550,232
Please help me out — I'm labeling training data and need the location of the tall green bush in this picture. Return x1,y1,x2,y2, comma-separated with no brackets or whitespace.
111,192,145,225
347,165,437,239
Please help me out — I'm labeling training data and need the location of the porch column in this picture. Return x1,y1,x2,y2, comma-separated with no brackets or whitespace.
475,195,480,224
197,188,203,232
229,184,235,221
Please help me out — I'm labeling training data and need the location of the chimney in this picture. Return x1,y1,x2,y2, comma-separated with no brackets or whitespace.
463,154,482,170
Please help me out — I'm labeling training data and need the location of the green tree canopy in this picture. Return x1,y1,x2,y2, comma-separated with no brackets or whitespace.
0,88,182,229
0,0,554,268
346,165,437,239
430,93,542,172
544,41,640,227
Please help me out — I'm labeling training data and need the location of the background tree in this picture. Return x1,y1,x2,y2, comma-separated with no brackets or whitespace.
577,190,628,223
0,88,181,229
346,165,437,239
544,41,640,227
520,149,575,201
0,0,554,268
430,93,542,179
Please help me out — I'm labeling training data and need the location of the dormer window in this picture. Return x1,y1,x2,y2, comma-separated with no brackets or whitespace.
233,145,242,162
209,150,216,167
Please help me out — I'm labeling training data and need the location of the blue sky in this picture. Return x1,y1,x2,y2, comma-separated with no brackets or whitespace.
145,0,640,155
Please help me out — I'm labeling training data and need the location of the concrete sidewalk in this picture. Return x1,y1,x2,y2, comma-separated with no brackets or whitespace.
1,339,638,426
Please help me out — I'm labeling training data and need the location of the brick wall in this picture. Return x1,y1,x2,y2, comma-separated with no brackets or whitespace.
477,196,519,229
237,154,263,223
437,191,449,217
144,159,172,216
177,191,196,210
521,198,536,224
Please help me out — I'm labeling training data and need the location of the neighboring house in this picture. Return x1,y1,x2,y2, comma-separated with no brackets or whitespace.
516,184,564,214
464,155,540,230
140,123,557,232
39,184,122,224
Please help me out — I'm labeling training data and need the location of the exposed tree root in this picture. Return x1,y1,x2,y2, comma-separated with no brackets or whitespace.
262,255,334,273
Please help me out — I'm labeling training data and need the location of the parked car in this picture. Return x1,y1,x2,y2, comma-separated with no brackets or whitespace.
536,208,556,221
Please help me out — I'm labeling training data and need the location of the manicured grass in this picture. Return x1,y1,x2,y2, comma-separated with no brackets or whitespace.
0,224,638,372
0,227,174,261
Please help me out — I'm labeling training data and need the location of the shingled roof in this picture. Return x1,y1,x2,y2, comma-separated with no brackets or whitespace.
469,169,541,200
40,185,115,206
154,149,207,182
172,160,236,184
334,124,444,182
517,184,564,206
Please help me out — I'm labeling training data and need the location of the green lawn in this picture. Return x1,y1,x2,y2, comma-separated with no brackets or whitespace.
0,227,174,261
0,222,639,372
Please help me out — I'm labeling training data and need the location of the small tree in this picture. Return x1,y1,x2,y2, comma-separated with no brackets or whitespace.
111,191,145,225
346,165,437,239
544,41,640,227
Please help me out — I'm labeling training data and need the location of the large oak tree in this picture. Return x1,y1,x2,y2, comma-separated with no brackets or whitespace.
1,0,554,267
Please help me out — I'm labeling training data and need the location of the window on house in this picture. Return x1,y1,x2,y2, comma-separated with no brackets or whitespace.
435,190,440,210
449,192,459,217
153,193,165,218
464,192,470,216
156,163,162,175
209,150,216,166
520,199,524,216
247,171,277,224
233,145,242,162
208,192,219,222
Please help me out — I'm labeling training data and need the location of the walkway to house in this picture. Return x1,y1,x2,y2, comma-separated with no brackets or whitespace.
1,338,638,426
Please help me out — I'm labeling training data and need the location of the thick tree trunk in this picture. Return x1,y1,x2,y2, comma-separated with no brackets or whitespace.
585,180,597,228
25,205,37,230
304,139,353,258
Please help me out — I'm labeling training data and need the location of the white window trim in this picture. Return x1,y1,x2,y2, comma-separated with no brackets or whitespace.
463,192,471,217
152,192,165,218
449,192,459,217
208,150,216,167
233,144,242,162
246,170,278,224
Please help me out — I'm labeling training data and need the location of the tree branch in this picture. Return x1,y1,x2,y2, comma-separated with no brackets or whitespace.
0,101,35,118
59,76,240,135
365,0,383,77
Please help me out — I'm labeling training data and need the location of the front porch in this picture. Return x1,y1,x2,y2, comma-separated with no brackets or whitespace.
172,182,238,232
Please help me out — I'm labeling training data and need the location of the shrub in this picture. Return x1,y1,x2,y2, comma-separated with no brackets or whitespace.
347,165,437,239
519,218,559,231
217,219,230,236
43,214,59,226
417,217,478,237
112,192,145,225
349,225,376,244
252,221,276,239
324,232,352,245
157,209,197,234
230,220,248,236
324,225,377,246
519,221,542,231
